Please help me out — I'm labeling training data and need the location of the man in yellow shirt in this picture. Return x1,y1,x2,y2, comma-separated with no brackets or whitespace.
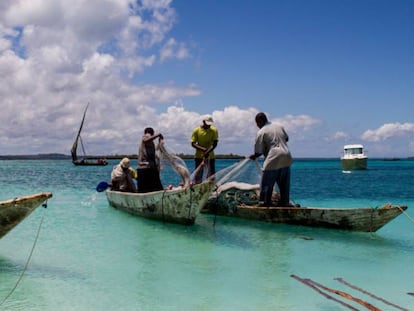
191,115,219,184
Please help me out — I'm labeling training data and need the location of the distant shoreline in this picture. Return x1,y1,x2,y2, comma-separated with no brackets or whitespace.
0,154,413,161
0,153,245,160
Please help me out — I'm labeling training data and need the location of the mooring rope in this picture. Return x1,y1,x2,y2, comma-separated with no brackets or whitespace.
335,278,409,311
396,206,414,224
0,202,48,307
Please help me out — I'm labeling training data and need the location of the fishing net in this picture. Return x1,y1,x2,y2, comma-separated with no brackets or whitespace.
157,143,280,211
206,158,271,213
158,142,191,187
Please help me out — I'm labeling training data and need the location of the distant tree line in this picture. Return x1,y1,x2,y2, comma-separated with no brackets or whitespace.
2,154,412,160
0,153,245,160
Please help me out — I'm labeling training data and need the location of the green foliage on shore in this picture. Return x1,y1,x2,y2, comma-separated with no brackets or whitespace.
0,153,245,160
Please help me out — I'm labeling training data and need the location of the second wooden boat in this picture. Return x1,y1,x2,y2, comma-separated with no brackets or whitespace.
202,183,406,232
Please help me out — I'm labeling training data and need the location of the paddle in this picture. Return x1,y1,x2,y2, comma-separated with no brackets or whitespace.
96,181,110,192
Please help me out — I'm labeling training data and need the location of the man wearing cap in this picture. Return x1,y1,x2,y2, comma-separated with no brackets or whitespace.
110,157,137,192
191,115,219,184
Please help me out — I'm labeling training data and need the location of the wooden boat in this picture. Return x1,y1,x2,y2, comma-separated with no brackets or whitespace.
0,192,53,239
202,183,406,232
341,144,367,170
71,103,108,166
105,181,215,225
203,203,407,232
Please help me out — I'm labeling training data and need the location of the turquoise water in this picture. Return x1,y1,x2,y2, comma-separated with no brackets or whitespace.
0,159,413,310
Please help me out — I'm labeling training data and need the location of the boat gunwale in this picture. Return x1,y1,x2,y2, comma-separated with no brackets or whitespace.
0,192,53,206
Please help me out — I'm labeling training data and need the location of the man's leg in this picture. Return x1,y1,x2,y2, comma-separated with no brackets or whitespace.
260,170,277,205
276,167,291,206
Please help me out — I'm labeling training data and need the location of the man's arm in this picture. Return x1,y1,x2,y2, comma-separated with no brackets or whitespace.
191,141,208,153
249,152,262,160
204,140,218,158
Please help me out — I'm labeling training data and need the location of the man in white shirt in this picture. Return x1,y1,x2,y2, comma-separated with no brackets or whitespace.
249,112,293,207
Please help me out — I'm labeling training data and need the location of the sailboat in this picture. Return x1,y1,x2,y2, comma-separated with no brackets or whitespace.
71,103,108,166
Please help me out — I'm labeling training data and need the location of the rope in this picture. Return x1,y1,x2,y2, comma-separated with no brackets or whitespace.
396,206,414,224
0,202,48,307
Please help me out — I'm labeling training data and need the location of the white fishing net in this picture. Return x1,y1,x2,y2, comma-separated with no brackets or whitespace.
213,158,262,188
205,158,267,212
158,142,191,187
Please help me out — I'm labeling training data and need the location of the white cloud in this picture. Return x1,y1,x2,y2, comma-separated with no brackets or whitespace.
272,114,320,133
361,122,414,142
160,38,190,62
333,131,349,140
151,107,319,157
2,1,409,159
0,0,201,155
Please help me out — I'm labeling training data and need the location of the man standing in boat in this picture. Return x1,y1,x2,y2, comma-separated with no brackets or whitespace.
249,112,293,207
137,127,164,192
191,115,219,184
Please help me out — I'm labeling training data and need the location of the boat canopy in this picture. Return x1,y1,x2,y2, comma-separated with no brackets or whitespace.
343,144,365,156
344,144,364,150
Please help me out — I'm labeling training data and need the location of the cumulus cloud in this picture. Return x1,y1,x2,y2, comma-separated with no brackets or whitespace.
0,0,200,155
333,131,349,140
160,38,190,62
361,122,414,142
272,114,320,134
0,1,328,157
152,107,320,156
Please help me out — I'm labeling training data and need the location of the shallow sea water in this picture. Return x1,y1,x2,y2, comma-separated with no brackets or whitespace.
0,159,413,310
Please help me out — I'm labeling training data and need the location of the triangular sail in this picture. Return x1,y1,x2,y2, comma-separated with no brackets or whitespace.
71,103,89,162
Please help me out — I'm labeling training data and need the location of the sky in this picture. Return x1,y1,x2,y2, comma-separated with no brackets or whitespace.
1,0,414,158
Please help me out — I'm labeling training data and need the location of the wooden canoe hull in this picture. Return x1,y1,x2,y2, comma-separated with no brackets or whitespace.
106,181,215,225
0,192,53,239
201,204,407,232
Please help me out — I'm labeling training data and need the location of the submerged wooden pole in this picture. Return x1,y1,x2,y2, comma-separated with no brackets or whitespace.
335,278,409,311
291,275,359,310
